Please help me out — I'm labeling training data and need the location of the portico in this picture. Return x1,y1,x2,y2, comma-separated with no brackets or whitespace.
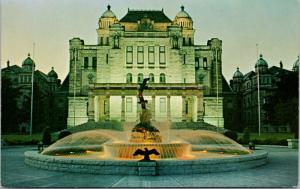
88,83,204,123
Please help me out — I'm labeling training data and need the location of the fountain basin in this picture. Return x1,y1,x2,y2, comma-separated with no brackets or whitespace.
24,150,268,175
104,142,190,159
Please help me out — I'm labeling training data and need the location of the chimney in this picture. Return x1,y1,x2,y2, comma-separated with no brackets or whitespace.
279,61,283,69
7,60,10,67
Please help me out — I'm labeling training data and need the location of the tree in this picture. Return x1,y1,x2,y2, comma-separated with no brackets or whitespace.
1,77,21,133
264,72,299,137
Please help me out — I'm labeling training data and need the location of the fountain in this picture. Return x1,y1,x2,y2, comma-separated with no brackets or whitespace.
25,78,268,175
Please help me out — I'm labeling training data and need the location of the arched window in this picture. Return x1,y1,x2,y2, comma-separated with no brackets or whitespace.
137,73,143,83
126,73,132,83
172,36,178,49
149,73,154,83
113,35,119,48
160,73,166,83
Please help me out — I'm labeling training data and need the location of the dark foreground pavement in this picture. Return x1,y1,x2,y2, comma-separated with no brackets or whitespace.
1,145,298,187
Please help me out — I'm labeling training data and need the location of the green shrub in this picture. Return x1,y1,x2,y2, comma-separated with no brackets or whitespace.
58,130,72,140
224,130,238,141
242,128,251,144
42,127,52,145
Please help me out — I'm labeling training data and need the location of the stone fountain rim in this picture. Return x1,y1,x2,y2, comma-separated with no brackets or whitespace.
24,150,268,175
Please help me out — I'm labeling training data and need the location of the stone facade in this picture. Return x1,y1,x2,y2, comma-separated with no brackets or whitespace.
229,55,299,132
67,5,224,127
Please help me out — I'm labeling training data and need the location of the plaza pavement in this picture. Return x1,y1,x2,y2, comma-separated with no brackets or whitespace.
1,145,298,188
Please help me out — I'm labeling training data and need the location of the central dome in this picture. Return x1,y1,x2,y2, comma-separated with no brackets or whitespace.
255,54,268,68
101,5,116,18
175,6,191,18
22,53,35,67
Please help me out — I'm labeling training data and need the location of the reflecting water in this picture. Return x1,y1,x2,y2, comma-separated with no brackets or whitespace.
42,126,250,158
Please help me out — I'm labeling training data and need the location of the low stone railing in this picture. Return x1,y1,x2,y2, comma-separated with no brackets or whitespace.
287,139,298,149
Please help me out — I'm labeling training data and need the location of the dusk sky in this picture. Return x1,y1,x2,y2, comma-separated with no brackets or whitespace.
1,0,299,82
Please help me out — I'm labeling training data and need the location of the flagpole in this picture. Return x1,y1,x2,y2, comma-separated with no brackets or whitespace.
30,43,35,136
73,48,77,127
256,44,261,136
216,48,219,132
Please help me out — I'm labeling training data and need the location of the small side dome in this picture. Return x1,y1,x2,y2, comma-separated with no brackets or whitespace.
292,56,299,72
175,6,191,19
101,5,116,18
48,67,58,78
22,53,35,67
255,54,268,68
233,67,243,78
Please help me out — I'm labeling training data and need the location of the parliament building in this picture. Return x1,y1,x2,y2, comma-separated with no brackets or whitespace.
67,5,225,128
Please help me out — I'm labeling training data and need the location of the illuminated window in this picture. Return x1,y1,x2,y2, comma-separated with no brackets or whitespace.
126,97,132,112
203,57,208,69
160,97,166,113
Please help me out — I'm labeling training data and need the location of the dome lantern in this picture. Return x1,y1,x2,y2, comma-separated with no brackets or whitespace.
48,67,58,78
233,67,243,78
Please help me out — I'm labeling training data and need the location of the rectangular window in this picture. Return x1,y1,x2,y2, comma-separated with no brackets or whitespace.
106,37,109,45
183,38,186,46
100,37,103,45
137,46,144,64
160,97,166,113
148,46,155,64
126,97,132,112
159,46,165,64
203,57,208,69
195,57,199,69
189,38,192,46
84,57,89,68
106,54,108,64
126,46,133,64
92,57,97,69
183,54,186,64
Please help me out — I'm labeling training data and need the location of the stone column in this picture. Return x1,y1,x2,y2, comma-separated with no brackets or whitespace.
182,96,186,122
88,92,95,122
151,95,156,122
105,95,110,121
167,95,171,121
121,95,125,122
197,94,204,122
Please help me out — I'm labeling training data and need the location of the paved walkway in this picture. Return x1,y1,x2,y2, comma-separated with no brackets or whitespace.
1,145,298,187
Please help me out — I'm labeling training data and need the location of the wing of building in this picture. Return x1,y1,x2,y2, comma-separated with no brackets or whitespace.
67,5,224,128
229,55,299,132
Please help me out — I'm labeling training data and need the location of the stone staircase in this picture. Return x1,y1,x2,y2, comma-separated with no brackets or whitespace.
171,121,226,132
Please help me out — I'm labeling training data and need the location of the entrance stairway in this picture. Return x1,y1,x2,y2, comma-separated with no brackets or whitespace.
171,121,225,132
